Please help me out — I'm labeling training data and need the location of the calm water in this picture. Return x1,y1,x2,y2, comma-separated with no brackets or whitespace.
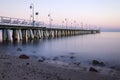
0,31,120,68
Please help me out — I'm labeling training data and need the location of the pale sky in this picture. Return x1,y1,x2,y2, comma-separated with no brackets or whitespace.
0,0,120,30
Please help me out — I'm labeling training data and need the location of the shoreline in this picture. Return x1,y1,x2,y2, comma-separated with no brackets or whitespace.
0,53,120,80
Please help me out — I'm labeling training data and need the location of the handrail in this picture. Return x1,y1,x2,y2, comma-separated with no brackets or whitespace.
0,16,99,30
0,16,45,27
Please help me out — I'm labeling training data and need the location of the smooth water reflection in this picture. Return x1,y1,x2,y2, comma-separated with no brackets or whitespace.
0,32,120,67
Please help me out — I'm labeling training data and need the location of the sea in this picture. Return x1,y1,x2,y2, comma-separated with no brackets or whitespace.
0,31,120,69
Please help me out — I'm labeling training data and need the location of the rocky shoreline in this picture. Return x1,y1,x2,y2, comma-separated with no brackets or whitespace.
0,53,120,80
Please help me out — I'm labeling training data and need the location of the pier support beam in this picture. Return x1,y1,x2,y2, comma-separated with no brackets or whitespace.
33,30,40,39
61,30,65,37
54,30,57,37
57,30,61,37
27,29,34,40
43,30,49,38
22,30,27,40
2,29,11,41
51,30,54,38
48,30,53,38
38,30,42,39
40,30,44,38
28,29,34,40
12,29,19,41
19,30,22,40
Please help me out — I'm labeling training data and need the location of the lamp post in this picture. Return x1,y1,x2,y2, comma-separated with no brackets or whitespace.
71,22,73,29
65,18,68,29
30,3,35,26
85,24,88,30
77,24,79,29
62,21,64,28
48,14,52,28
35,12,39,21
88,24,91,30
81,22,83,29
74,20,76,29
51,18,53,28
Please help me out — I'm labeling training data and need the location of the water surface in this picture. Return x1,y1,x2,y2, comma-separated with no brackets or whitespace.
0,31,120,68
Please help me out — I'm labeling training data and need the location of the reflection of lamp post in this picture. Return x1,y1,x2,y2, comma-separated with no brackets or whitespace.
65,18,68,29
30,3,35,26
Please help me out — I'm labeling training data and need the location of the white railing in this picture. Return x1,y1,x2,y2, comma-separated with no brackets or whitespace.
0,16,98,30
0,16,81,29
0,16,44,27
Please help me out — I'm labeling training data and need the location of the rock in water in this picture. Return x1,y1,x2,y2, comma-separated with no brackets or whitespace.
17,48,22,51
100,62,105,66
53,57,59,61
38,58,44,62
38,56,46,62
110,66,116,69
89,67,98,72
26,63,30,65
19,54,29,59
92,60,105,66
70,56,75,59
92,60,99,65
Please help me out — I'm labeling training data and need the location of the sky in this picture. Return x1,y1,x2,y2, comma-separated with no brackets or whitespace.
0,0,120,31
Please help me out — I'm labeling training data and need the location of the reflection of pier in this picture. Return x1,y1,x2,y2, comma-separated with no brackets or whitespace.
0,16,100,41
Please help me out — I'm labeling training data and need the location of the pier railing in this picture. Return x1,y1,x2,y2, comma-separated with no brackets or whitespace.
0,16,100,31
0,16,44,27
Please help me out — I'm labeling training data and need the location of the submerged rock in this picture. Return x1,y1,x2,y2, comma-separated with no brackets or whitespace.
26,63,30,65
32,51,36,53
73,62,80,66
38,59,43,62
100,62,105,66
19,54,29,59
41,56,46,61
69,52,75,55
17,48,22,51
110,66,116,69
60,56,66,58
70,56,75,59
89,67,98,72
92,60,105,66
53,57,59,61
92,60,99,65
38,56,46,62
